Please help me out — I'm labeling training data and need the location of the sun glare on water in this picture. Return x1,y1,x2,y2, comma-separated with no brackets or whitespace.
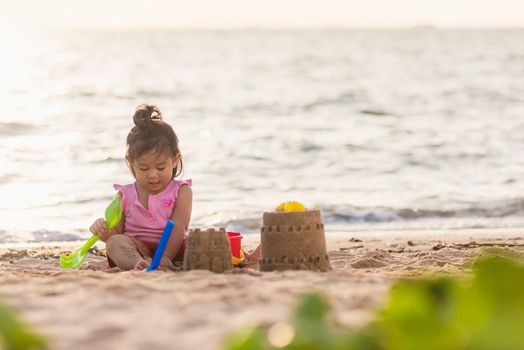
0,30,60,123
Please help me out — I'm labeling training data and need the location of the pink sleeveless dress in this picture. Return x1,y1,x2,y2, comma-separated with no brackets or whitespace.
113,179,192,248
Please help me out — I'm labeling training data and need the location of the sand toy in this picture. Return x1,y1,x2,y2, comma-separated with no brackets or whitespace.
183,228,233,273
259,207,332,272
275,200,306,212
146,220,175,272
59,195,122,269
227,231,244,265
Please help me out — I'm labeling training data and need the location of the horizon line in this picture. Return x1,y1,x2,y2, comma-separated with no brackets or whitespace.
5,24,524,32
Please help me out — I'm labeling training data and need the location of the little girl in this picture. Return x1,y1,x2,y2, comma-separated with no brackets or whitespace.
89,104,192,271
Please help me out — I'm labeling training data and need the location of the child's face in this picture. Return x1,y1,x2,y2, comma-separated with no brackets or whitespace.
131,150,179,194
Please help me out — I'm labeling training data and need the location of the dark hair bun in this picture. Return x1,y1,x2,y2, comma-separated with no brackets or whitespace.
133,104,163,127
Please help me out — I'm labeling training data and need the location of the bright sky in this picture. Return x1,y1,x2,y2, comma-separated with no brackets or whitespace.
1,0,524,29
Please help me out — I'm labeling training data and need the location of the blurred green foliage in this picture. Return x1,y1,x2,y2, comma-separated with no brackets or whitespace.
0,303,47,350
223,256,524,350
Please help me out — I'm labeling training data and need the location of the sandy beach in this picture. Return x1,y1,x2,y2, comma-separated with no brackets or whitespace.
1,228,524,350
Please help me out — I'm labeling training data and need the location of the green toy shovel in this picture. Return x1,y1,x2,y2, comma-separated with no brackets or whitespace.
59,195,122,269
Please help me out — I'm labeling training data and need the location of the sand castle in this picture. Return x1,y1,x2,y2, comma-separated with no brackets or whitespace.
259,209,332,272
183,228,233,273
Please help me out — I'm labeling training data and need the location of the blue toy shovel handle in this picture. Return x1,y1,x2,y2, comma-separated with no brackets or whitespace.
146,220,174,272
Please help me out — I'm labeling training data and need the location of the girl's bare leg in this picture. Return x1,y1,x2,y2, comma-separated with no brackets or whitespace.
106,235,151,270
244,244,261,265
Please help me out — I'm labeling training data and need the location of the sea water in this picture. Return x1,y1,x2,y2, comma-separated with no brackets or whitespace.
1,29,524,243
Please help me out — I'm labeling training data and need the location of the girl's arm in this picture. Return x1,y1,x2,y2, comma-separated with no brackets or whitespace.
164,185,193,260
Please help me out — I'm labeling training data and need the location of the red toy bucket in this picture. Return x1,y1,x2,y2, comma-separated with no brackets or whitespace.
227,231,242,259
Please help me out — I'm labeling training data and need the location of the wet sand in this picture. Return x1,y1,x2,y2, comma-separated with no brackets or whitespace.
1,228,524,350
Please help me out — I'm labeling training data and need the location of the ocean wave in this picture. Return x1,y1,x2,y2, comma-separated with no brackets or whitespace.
360,109,390,116
301,92,360,111
210,200,524,236
31,230,84,242
88,156,123,164
0,121,36,136
0,229,83,244
322,198,524,224
0,194,114,211
224,218,262,234
213,199,524,231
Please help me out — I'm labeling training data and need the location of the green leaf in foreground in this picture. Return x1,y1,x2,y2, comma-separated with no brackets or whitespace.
378,257,524,350
223,256,524,350
222,326,269,350
0,302,48,350
223,292,377,350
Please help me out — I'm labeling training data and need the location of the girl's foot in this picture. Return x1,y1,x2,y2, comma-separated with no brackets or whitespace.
134,258,150,270
106,235,149,271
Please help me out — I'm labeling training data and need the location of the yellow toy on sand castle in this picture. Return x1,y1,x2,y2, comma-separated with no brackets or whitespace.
275,201,306,212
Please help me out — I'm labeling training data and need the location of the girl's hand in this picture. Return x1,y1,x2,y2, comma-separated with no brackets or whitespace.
89,218,115,242
159,256,180,271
